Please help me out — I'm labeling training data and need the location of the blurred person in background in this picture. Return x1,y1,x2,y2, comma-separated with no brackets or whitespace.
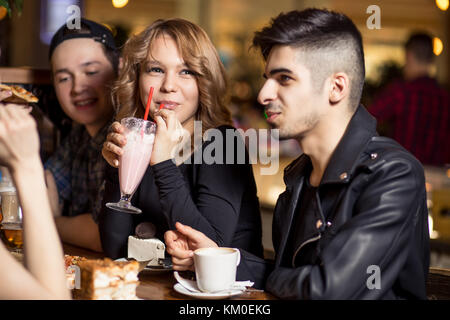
45,19,120,252
369,32,449,167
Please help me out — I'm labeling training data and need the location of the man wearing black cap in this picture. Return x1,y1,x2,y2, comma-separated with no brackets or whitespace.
45,19,120,252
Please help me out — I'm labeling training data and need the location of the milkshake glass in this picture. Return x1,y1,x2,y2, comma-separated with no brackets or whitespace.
106,117,156,214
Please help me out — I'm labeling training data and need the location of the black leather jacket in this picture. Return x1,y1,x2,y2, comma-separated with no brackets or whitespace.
237,105,430,299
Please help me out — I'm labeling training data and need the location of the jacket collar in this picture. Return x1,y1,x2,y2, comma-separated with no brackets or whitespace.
284,105,378,187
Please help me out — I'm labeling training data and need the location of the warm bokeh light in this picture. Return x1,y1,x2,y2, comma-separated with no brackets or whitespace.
0,6,7,20
112,0,129,9
428,214,440,239
433,37,444,56
436,0,449,11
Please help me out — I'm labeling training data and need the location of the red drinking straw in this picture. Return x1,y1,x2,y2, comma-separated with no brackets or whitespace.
141,86,154,139
159,103,164,110
143,86,154,121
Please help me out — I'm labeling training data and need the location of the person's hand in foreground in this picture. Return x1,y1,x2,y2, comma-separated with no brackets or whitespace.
0,103,39,167
0,88,12,101
165,222,218,271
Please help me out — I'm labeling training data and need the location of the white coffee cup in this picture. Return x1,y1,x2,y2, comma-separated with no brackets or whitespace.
194,247,241,293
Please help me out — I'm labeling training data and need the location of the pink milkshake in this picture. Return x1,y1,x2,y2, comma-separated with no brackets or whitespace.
106,117,156,214
119,129,154,195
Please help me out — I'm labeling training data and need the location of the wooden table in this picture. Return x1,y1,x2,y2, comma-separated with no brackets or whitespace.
427,267,450,300
63,243,276,300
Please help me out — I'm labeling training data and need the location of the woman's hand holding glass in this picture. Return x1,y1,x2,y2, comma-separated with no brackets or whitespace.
102,121,126,168
102,109,187,168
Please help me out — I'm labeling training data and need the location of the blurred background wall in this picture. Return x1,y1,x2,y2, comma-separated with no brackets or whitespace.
2,0,449,87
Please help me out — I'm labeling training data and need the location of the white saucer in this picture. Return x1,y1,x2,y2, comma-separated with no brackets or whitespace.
173,283,244,300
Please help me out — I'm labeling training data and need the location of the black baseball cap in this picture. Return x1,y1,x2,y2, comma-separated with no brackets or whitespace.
49,18,117,60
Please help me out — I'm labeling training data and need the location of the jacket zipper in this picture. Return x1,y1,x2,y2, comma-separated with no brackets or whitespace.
291,234,322,268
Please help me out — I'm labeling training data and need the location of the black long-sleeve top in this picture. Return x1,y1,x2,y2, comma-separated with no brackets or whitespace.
98,125,264,260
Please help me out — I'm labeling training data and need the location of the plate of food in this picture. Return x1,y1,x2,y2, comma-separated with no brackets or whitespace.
65,255,141,300
124,235,173,272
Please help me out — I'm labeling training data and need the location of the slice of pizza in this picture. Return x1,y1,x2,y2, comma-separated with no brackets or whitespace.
0,84,39,104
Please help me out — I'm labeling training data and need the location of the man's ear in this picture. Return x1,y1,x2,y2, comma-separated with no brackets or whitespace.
329,72,350,104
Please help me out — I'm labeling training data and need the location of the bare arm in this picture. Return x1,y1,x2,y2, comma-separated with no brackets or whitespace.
55,214,103,252
11,160,71,299
0,103,70,299
45,170,102,252
45,169,62,217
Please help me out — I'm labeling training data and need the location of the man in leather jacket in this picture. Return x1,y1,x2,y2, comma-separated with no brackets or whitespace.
164,9,430,299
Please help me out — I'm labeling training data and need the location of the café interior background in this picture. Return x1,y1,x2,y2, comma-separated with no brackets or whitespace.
0,0,449,264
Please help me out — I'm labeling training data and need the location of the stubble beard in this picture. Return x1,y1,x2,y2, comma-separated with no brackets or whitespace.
278,108,321,141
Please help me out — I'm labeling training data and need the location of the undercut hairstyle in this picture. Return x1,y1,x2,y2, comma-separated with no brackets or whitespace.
405,32,434,64
252,9,365,111
113,18,231,133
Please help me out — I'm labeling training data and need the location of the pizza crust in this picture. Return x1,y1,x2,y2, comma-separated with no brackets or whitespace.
0,84,39,104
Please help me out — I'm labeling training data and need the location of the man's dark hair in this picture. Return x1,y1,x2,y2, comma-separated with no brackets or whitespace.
50,20,120,75
252,9,365,111
405,32,434,64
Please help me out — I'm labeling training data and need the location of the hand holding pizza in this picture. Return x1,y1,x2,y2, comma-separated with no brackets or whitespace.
0,84,38,113
0,88,13,101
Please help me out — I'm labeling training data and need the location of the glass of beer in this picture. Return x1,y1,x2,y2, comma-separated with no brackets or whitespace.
0,229,23,251
0,191,23,253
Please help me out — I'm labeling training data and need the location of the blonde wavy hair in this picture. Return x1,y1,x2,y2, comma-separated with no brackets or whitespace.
113,18,231,133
